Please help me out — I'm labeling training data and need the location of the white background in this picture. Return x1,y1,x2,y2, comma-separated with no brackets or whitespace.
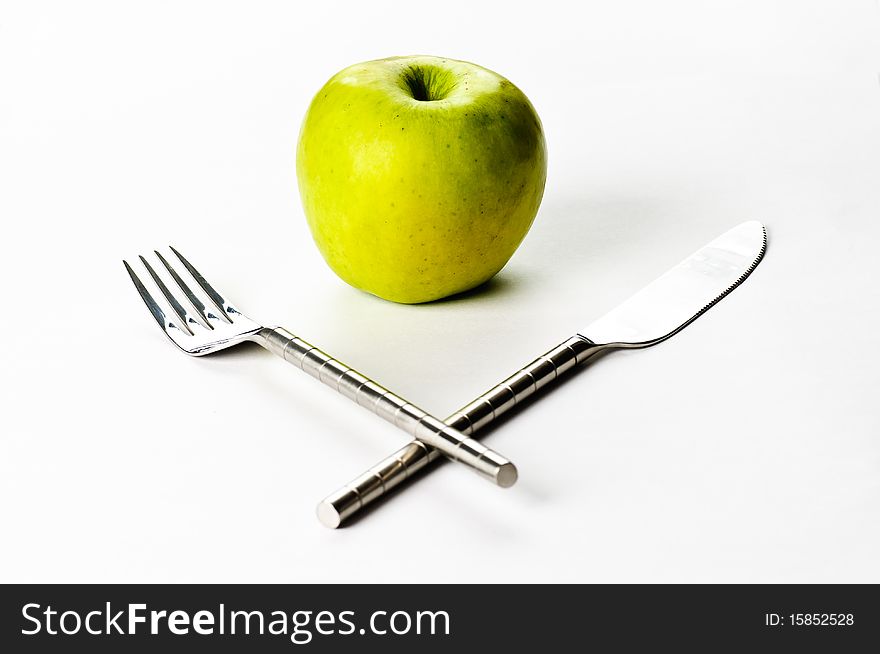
2,0,879,583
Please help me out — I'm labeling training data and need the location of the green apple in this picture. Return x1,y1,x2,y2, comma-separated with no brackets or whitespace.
296,55,547,304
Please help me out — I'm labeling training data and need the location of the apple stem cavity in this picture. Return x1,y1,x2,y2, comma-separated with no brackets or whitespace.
399,65,456,102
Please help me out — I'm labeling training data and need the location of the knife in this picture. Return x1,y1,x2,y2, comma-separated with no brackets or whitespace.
317,221,767,528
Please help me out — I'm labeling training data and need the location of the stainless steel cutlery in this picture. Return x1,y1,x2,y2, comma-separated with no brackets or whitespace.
123,248,517,487
317,221,767,527
124,221,766,527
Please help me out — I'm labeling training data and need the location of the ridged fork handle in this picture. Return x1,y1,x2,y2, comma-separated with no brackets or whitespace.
318,334,604,527
258,327,517,487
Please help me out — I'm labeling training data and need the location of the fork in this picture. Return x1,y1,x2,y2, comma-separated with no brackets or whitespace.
123,247,517,487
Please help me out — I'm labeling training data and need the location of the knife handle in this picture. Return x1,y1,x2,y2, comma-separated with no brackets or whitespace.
317,334,602,528
259,327,517,487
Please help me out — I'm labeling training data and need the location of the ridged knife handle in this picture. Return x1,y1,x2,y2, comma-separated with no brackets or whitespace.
259,327,517,487
318,335,602,527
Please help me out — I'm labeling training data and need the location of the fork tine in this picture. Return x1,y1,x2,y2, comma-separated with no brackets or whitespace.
124,260,169,332
138,255,195,336
169,246,235,322
154,250,215,329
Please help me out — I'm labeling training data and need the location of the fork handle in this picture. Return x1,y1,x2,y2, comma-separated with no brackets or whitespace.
317,335,603,527
258,327,517,487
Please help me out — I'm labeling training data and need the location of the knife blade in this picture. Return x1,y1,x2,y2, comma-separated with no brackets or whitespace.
317,221,767,528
